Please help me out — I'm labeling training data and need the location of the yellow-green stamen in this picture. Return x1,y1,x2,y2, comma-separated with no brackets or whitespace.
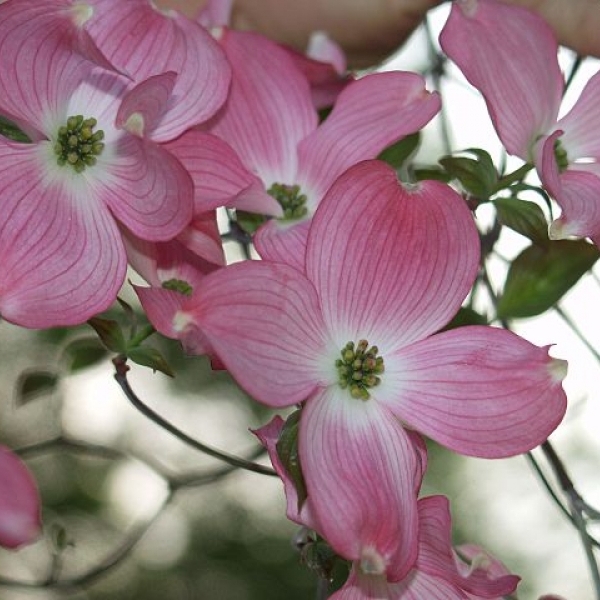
554,138,569,172
54,115,105,173
336,340,385,400
268,182,308,220
162,278,193,296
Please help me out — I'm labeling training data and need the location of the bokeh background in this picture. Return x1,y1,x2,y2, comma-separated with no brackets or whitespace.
1,5,600,599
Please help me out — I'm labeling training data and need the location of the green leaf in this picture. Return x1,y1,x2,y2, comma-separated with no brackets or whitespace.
413,167,452,183
509,182,552,215
127,346,174,377
63,338,109,372
276,409,307,512
378,132,420,169
439,149,498,199
494,197,549,245
442,307,488,331
497,240,600,319
0,114,31,143
87,317,127,353
15,370,59,406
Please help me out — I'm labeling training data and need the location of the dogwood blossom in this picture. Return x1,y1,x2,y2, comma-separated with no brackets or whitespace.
167,159,567,580
331,497,519,600
440,0,600,244
83,0,231,142
0,49,194,327
195,27,440,268
255,417,519,598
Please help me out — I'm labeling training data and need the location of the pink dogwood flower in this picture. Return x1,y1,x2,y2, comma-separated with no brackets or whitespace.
440,0,600,244
83,0,231,142
0,446,41,549
195,27,440,269
198,0,350,109
255,418,519,599
168,159,567,579
0,32,196,326
331,496,520,600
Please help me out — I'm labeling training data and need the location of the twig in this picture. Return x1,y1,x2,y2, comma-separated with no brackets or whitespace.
541,442,600,599
113,357,276,477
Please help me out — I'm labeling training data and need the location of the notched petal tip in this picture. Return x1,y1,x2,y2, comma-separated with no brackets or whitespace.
548,356,568,383
123,112,145,137
457,0,478,17
172,309,194,334
548,217,575,240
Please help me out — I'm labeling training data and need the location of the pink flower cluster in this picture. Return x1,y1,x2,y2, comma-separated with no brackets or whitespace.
0,0,572,597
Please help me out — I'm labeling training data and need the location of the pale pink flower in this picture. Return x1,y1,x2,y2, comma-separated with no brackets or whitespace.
440,0,600,244
0,29,196,326
188,27,440,269
168,159,567,579
0,446,41,549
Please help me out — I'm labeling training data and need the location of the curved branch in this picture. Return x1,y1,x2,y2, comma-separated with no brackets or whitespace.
113,357,276,477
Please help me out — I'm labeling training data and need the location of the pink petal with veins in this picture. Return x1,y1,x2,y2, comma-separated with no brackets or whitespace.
0,141,126,327
331,496,519,599
306,160,479,351
557,70,600,158
299,387,421,580
206,29,317,184
164,130,282,217
0,0,95,138
383,326,567,457
440,0,562,159
254,219,311,269
252,416,319,529
176,214,226,268
537,132,600,241
97,134,193,241
86,0,230,141
186,261,330,407
116,72,177,138
296,72,440,201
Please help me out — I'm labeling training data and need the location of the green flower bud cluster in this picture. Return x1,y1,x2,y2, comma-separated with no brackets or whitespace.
336,339,385,400
162,278,193,296
553,138,569,172
268,182,308,220
55,115,105,173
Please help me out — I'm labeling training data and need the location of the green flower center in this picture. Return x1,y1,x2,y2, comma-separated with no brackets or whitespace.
336,340,385,400
554,138,569,172
54,115,105,173
268,182,308,220
162,278,193,296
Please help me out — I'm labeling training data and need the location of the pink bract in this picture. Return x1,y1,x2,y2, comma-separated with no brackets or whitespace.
84,0,231,142
168,159,567,579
